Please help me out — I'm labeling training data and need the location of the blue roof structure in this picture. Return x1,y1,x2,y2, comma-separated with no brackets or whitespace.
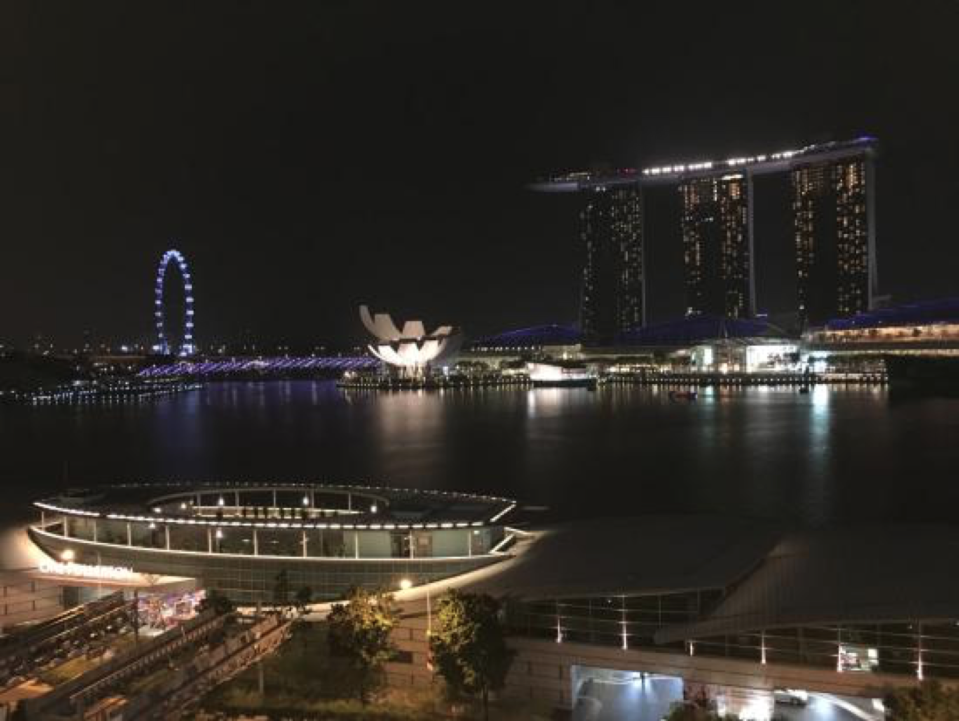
468,324,582,350
825,297,959,331
618,315,788,347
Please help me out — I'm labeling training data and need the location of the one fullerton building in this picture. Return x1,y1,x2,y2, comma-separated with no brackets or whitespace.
532,137,877,342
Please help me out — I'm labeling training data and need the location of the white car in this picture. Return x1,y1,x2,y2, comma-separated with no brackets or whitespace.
774,688,809,706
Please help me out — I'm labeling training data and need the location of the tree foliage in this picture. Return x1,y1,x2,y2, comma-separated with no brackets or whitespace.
197,589,235,616
885,680,959,721
294,585,313,615
273,569,290,609
326,586,399,703
429,590,515,721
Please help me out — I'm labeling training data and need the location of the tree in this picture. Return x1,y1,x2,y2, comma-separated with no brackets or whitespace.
197,589,235,616
273,569,290,609
885,680,959,720
294,585,313,615
326,586,399,704
429,590,515,721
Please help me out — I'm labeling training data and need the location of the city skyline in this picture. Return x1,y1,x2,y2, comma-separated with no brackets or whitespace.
5,6,959,720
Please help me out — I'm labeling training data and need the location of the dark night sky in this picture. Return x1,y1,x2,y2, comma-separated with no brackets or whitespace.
4,1,959,348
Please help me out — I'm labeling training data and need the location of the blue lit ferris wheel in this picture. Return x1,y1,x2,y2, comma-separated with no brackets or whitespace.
154,249,196,356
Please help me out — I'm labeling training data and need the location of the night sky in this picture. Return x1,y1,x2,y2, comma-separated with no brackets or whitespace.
4,1,959,349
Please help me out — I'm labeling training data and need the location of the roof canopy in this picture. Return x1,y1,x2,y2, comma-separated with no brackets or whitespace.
619,315,790,347
469,324,582,350
826,297,959,331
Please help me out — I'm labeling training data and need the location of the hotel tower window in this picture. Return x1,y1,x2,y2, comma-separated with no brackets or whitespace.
679,174,754,319
579,185,645,344
792,152,876,327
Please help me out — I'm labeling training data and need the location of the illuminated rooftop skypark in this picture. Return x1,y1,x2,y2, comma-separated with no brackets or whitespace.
530,136,877,192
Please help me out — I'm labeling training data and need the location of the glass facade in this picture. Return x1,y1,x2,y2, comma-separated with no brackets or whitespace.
506,592,959,681
33,506,508,605
506,591,717,651
32,527,505,604
679,174,753,319
792,153,875,327
580,185,645,344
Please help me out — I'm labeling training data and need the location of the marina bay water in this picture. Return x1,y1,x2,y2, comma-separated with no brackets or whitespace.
2,381,958,527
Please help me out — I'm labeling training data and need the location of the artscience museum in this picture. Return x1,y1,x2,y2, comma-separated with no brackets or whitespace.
359,305,460,376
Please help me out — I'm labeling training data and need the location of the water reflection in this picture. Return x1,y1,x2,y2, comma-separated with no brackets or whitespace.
804,385,833,525
2,381,959,527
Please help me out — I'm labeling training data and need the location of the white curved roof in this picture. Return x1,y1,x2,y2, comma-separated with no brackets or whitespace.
657,524,959,643
460,516,779,600
360,305,403,342
369,337,450,368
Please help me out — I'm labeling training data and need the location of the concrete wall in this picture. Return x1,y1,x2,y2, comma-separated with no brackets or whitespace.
0,572,63,629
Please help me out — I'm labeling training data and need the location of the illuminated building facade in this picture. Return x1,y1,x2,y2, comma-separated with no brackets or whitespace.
579,185,645,344
532,137,877,329
30,483,517,604
793,151,876,327
679,174,753,318
359,305,459,377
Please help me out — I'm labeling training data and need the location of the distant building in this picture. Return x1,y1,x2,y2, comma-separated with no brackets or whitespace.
459,324,583,370
579,185,645,344
359,305,459,376
531,137,878,331
618,314,797,372
792,149,876,327
806,296,959,353
679,174,753,319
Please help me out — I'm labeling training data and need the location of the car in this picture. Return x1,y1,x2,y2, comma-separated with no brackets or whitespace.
773,688,809,706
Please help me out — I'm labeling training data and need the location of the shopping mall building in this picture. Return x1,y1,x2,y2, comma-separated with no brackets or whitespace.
385,516,959,721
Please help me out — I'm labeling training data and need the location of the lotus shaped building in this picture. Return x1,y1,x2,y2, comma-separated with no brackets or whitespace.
360,305,458,375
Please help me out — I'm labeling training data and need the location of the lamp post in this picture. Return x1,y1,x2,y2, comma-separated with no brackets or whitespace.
399,578,432,636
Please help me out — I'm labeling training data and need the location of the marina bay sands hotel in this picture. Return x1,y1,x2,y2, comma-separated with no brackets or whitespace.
532,137,877,342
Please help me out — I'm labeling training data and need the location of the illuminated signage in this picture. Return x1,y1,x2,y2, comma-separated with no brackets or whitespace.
38,560,136,581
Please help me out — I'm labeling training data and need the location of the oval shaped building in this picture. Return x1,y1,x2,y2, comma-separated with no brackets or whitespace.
29,483,518,604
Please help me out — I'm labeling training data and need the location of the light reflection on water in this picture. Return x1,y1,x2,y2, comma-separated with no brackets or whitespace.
1,380,958,527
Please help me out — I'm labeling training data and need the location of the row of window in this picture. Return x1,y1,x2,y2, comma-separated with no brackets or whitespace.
506,594,959,680
52,518,498,560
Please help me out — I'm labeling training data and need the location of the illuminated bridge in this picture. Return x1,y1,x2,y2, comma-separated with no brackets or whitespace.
137,356,379,378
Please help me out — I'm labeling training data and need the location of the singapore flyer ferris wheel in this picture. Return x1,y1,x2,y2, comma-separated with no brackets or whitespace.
153,249,196,356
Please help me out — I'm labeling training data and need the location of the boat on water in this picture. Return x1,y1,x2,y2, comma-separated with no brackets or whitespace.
884,355,959,395
527,361,598,389
668,390,698,401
